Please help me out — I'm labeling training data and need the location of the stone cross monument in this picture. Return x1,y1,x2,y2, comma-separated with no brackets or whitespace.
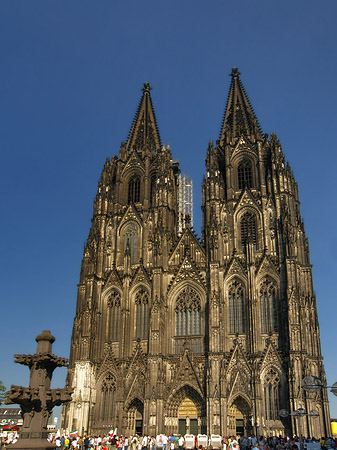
6,330,72,450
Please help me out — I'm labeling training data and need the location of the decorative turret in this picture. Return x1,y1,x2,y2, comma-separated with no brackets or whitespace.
6,331,72,450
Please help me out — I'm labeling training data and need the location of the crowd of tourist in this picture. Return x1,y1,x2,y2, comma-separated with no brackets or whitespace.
1,433,336,449
39,434,337,450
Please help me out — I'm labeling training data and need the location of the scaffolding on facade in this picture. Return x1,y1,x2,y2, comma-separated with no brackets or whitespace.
178,174,193,235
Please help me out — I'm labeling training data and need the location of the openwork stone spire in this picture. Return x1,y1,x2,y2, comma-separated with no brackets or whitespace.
126,82,161,155
219,68,262,144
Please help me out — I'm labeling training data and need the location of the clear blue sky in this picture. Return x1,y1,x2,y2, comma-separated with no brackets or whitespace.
1,0,337,423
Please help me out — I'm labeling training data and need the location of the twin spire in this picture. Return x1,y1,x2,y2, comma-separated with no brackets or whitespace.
126,70,262,155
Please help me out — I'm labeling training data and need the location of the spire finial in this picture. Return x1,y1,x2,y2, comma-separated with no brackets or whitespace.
230,67,241,77
142,82,152,92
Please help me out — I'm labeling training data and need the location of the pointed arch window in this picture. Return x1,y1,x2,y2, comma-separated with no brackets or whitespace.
135,288,149,340
241,211,257,251
260,279,277,333
97,373,115,421
175,286,201,336
123,222,138,264
238,159,253,190
264,368,281,420
128,176,141,204
228,280,245,334
107,290,121,342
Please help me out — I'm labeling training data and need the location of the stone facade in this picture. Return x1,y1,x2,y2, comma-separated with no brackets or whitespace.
62,71,330,437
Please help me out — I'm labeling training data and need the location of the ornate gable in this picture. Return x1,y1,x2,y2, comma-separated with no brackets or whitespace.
121,149,145,176
168,255,206,295
171,349,203,395
225,341,250,376
259,340,283,374
256,254,279,279
231,137,257,159
127,340,147,379
125,344,147,402
118,204,143,231
97,343,119,380
228,370,251,402
130,264,151,290
168,227,205,266
125,373,145,403
104,266,123,290
234,188,261,212
224,256,247,280
225,342,251,400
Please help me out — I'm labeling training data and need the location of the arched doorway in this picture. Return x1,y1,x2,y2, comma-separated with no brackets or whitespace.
228,396,252,436
178,398,198,435
127,399,143,435
166,386,205,435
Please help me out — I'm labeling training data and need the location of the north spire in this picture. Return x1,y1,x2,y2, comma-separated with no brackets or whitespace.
219,68,262,145
126,82,161,155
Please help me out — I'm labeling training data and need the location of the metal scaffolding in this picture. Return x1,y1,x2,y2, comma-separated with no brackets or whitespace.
178,174,193,235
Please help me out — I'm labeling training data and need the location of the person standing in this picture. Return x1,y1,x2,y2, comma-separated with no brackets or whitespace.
84,437,90,450
178,435,184,450
162,435,168,450
64,437,70,450
142,435,148,450
132,436,138,450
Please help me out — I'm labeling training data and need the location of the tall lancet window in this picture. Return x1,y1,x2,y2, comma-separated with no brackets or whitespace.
241,211,257,251
123,222,138,264
107,290,121,342
128,176,141,204
98,373,115,421
228,280,245,334
260,279,278,333
238,159,253,190
264,368,281,420
135,288,149,339
175,286,201,336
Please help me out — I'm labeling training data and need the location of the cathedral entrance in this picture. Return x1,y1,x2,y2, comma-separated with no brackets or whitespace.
178,398,198,435
228,396,252,436
127,399,143,436
166,386,204,435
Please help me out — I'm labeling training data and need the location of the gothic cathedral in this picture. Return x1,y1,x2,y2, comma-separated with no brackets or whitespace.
62,69,330,437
